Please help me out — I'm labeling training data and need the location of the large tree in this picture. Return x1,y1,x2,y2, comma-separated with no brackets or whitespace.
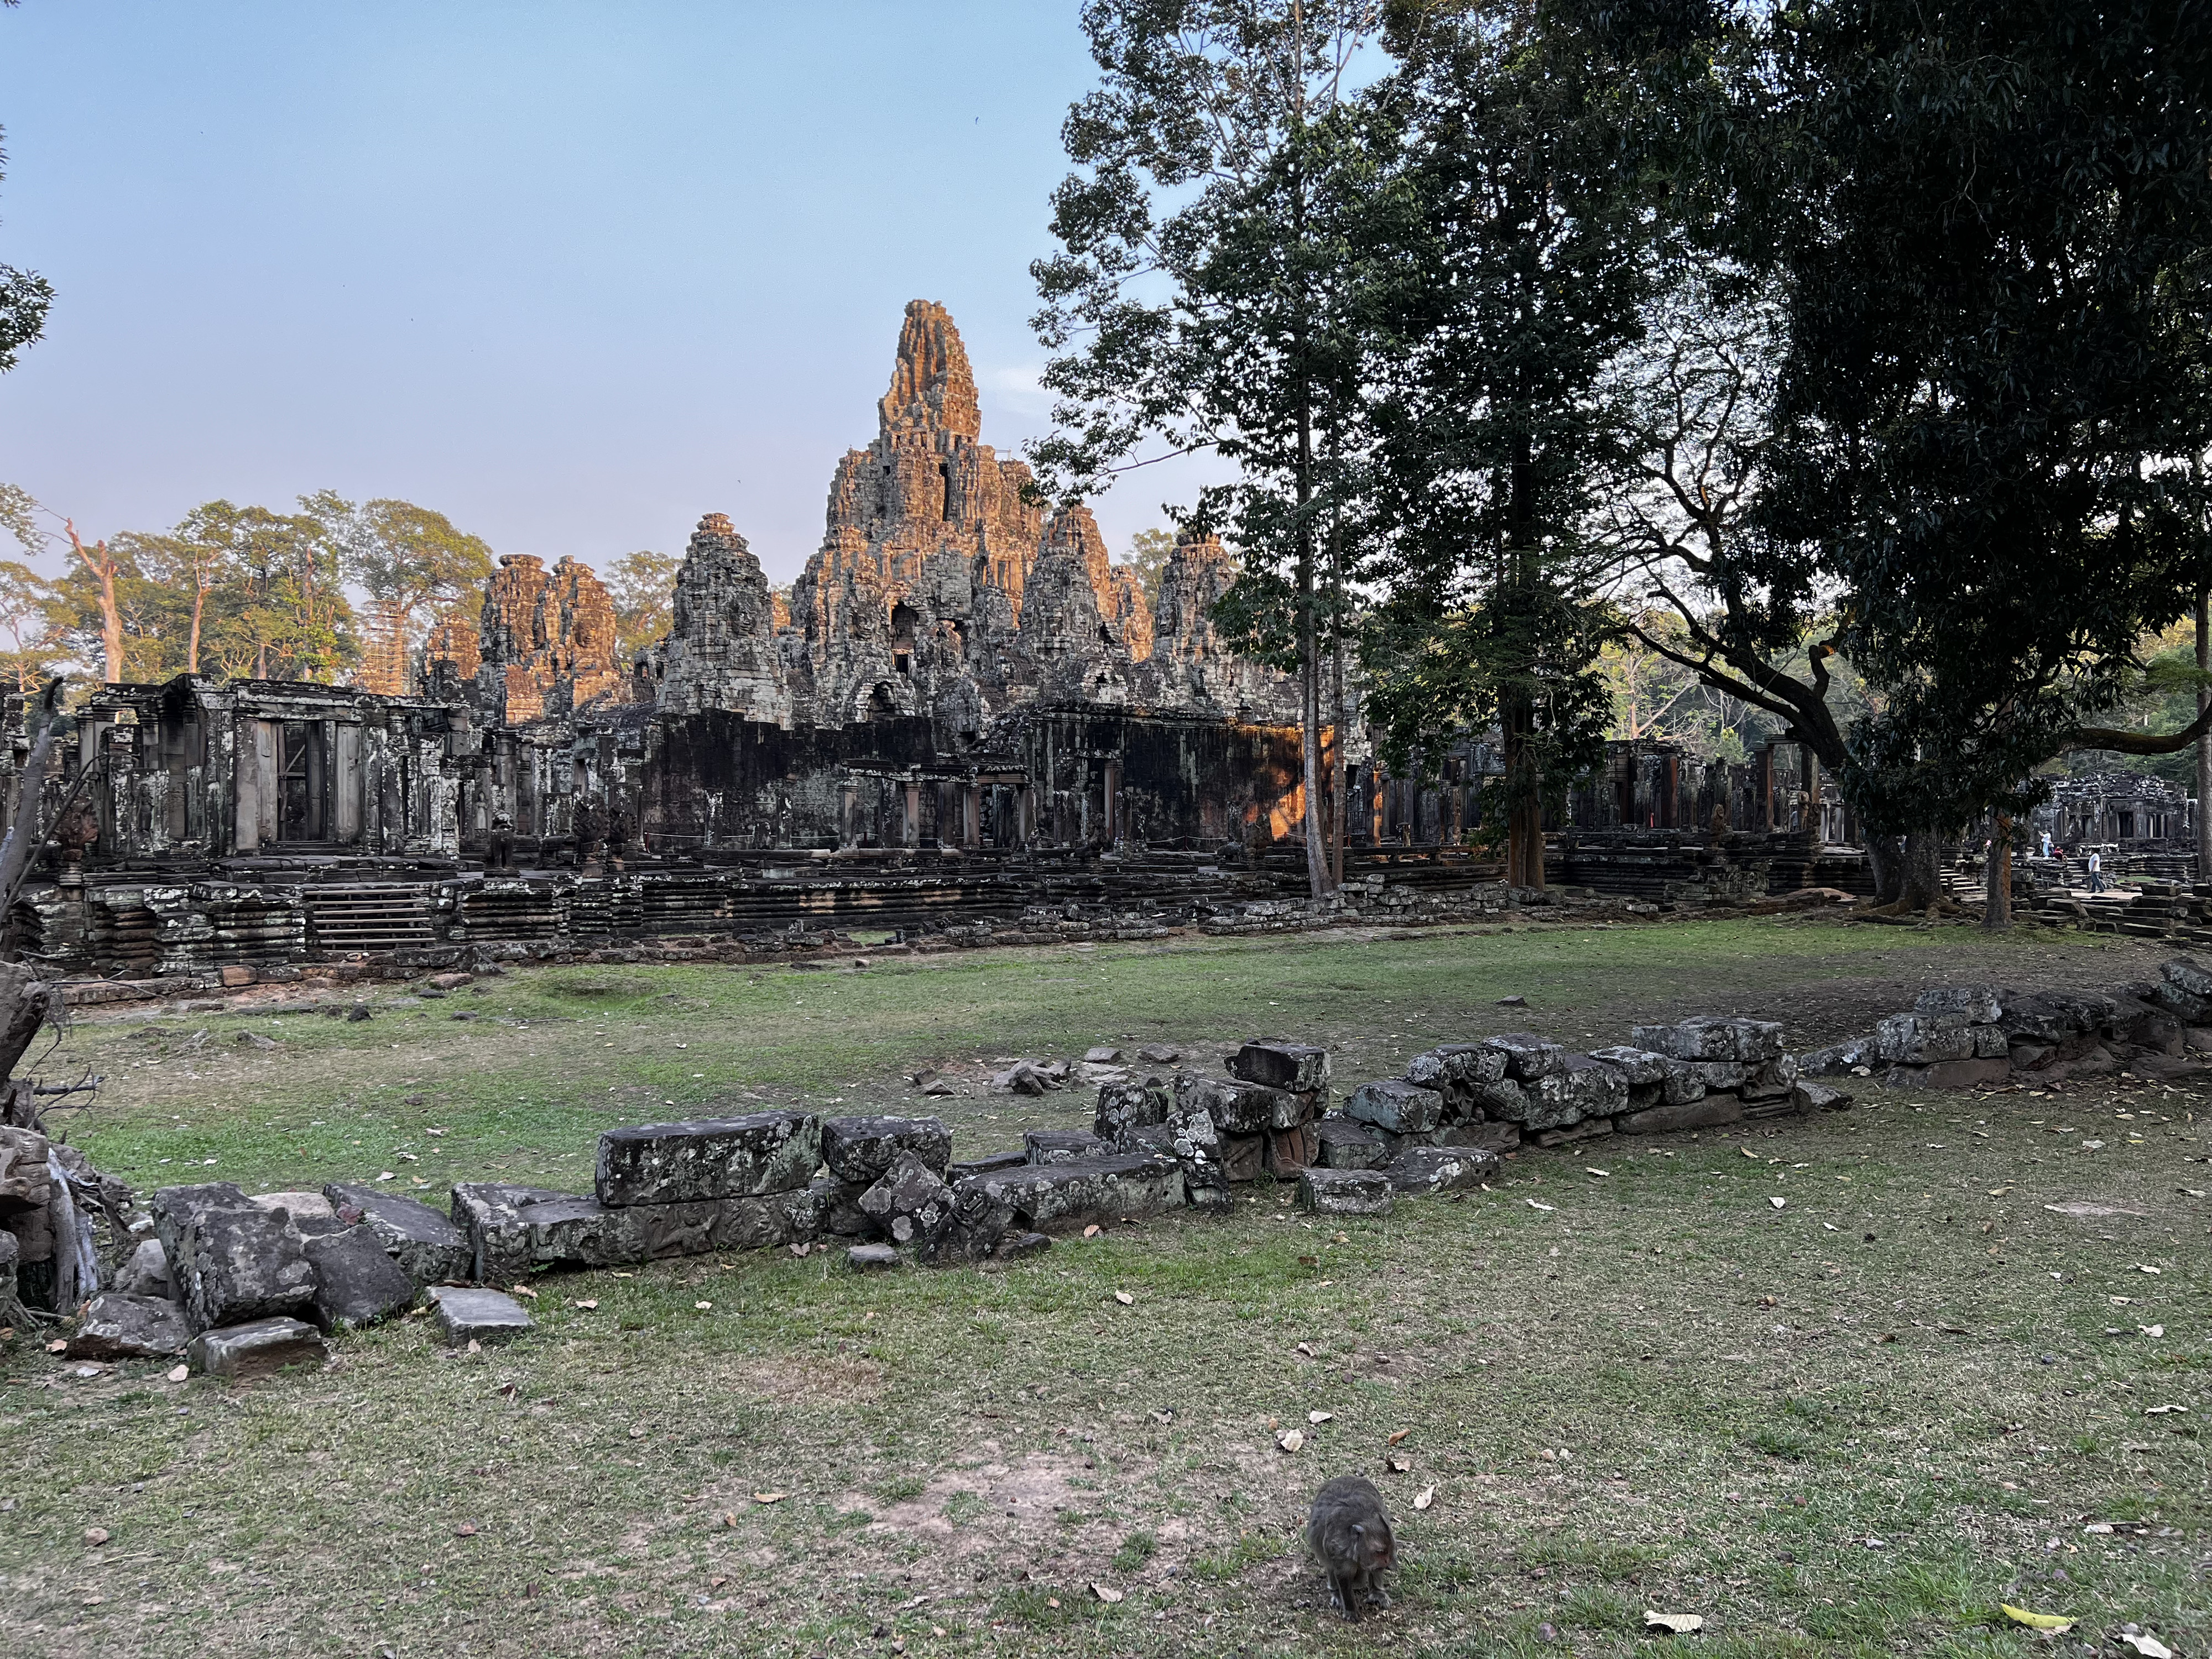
1031,0,1387,896
0,86,52,375
603,549,681,664
1357,0,1693,886
1740,0,2212,912
305,493,492,694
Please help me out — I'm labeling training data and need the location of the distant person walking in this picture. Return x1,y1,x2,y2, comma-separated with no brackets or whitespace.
2087,848,2104,894
2039,830,2052,859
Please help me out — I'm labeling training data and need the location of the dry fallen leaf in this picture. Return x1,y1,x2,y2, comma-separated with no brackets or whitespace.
2137,1264,2163,1275
694,1301,713,1311
1308,1410,1334,1425
1083,1224,1102,1238
753,1491,789,1505
2145,1404,2189,1416
82,1527,109,1546
1740,1147,1761,1160
1295,1342,1316,1357
1045,1597,1061,1609
2001,1604,2073,1633
1644,1610,1703,1634
45,1339,64,1354
1114,1291,1134,1306
1768,1197,1787,1209
1386,1454,1409,1473
1413,1485,1435,1510
454,1522,477,1537
509,1282,539,1300
1090,1583,1124,1604
2119,1634,2174,1658
1276,1429,1305,1453
573,1299,599,1311
1526,1199,1554,1212
166,1364,188,1383
1387,1428,1410,1446
2140,1324,2164,1338
1584,1167,1610,1178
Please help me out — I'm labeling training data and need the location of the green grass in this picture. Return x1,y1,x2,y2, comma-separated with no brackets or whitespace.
2,916,2207,1656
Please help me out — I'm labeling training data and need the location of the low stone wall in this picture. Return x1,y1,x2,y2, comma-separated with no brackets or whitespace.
36,953,2208,1381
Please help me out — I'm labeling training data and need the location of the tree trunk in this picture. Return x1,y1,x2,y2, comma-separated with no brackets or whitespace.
1984,813,2012,931
2196,585,2208,884
188,585,204,676
1900,830,1943,910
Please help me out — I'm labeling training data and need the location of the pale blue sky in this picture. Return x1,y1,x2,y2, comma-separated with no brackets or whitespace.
0,2,1213,584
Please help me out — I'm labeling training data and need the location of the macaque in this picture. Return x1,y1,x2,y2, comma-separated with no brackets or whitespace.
1306,1474,1396,1620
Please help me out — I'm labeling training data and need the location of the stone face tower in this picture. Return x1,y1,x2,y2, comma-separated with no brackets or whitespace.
468,554,625,723
657,514,792,723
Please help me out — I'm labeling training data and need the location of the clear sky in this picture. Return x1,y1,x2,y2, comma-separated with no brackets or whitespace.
0,2,1215,585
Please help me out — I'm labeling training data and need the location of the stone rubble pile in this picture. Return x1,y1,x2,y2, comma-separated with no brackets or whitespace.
51,956,2212,1381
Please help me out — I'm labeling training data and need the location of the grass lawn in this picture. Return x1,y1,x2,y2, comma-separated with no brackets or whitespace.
2,916,2206,1656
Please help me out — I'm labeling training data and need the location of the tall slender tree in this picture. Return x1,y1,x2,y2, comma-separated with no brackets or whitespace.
304,493,492,693
1031,0,1387,896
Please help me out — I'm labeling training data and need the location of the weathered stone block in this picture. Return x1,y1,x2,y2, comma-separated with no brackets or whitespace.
1095,1073,1172,1146
859,1151,955,1246
1791,1080,1854,1113
1915,984,2004,1023
111,1237,174,1301
1218,1133,1265,1183
2152,980,2212,1024
0,1124,49,1206
1228,1040,1331,1093
1738,1056,1801,1102
1631,1016,1785,1062
187,1316,327,1378
67,1292,188,1359
820,1116,951,1183
1692,1058,1752,1090
1297,1167,1392,1217
1173,1073,1305,1134
1263,1124,1314,1176
946,1150,1027,1182
1382,1146,1498,1194
811,1176,873,1237
1969,1024,2010,1059
427,1286,534,1346
1797,1036,1877,1075
594,1111,820,1206
1921,1056,2013,1089
150,1182,315,1334
1585,1046,1670,1086
1344,1079,1444,1135
1406,1042,1507,1091
1617,1094,1744,1134
847,1243,902,1272
1025,1129,1113,1165
516,1187,822,1265
325,1183,473,1288
1465,1074,1531,1116
1532,1056,1629,1125
2164,956,2212,999
1313,1116,1389,1170
1436,1120,1522,1153
448,1182,571,1284
302,1225,418,1331
958,1154,1185,1233
1483,1032,1566,1078
1875,1014,1976,1065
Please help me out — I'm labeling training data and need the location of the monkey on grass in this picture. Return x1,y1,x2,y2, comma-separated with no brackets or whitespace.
1306,1474,1397,1619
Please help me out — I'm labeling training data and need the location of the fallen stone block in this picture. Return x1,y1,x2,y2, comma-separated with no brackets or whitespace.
248,1190,333,1223
150,1182,316,1334
1297,1167,1392,1217
946,1150,1029,1182
1585,1046,1670,1086
1227,1041,1331,1093
820,1115,952,1183
1914,984,2004,1023
596,1111,820,1206
1264,1123,1315,1176
1530,1056,1629,1127
1483,1032,1566,1079
1738,1056,1801,1102
1897,1056,2012,1089
0,1123,47,1206
958,1154,1185,1234
1631,1016,1785,1063
186,1316,327,1378
514,1188,822,1266
1436,1120,1522,1154
1174,1073,1306,1134
2151,980,2212,1024
859,1151,956,1246
449,1182,571,1284
1218,1133,1264,1183
1691,1059,1751,1091
302,1225,418,1331
1382,1146,1499,1194
325,1183,474,1288
1313,1115,1389,1170
1136,1043,1181,1063
427,1286,534,1347
847,1243,902,1272
811,1176,873,1237
996,1230,1053,1259
1025,1129,1114,1165
1531,1118,1615,1147
2163,955,2212,999
1083,1045,1123,1064
1406,1043,1507,1093
111,1237,174,1301
1797,1036,1876,1076
67,1292,188,1359
1095,1073,1172,1145
1618,1095,1744,1134
1875,1013,1976,1066
1344,1079,1445,1136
